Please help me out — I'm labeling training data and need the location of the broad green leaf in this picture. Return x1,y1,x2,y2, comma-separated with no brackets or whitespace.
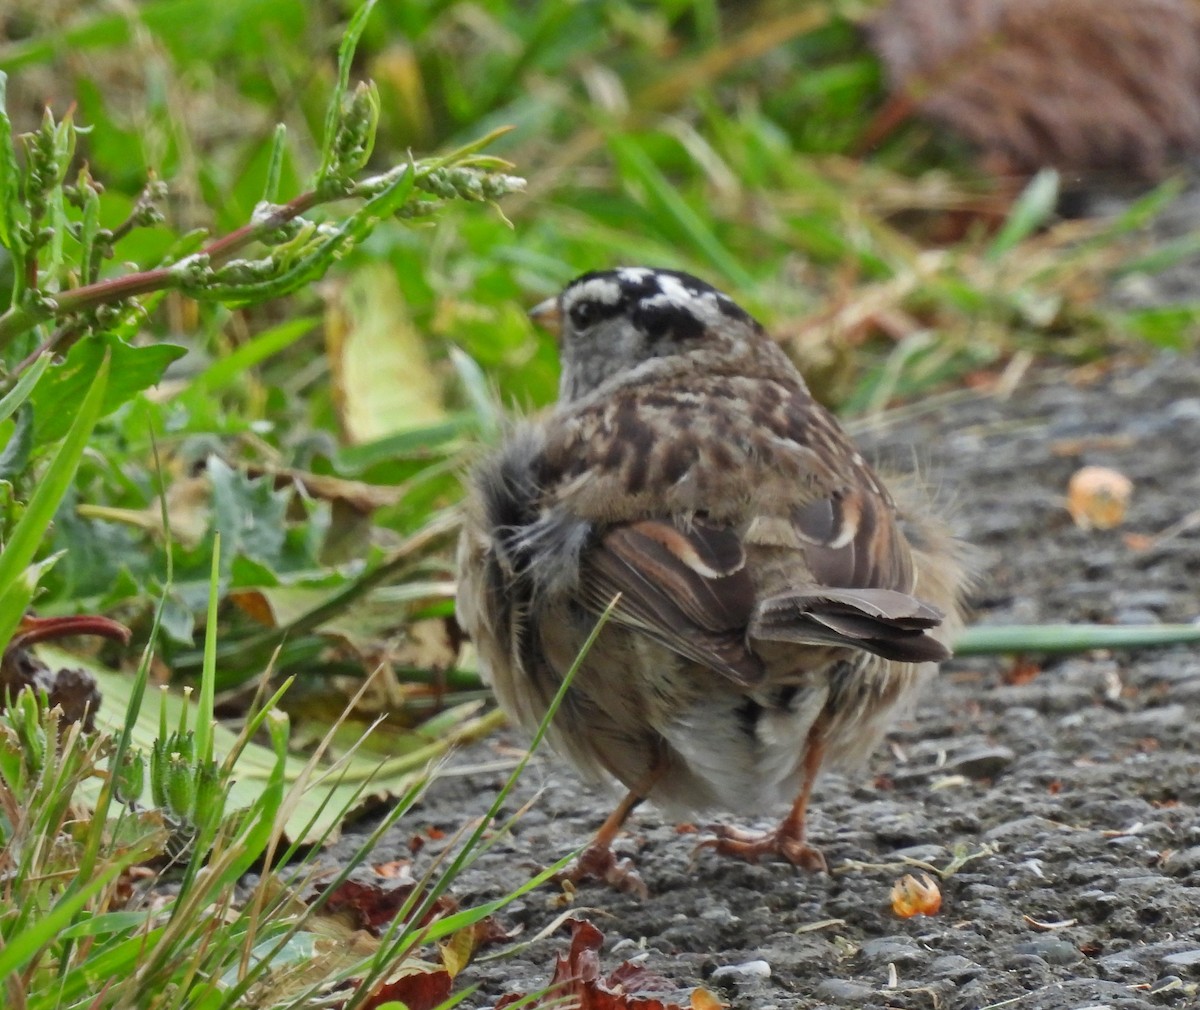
207,456,290,576
29,334,185,445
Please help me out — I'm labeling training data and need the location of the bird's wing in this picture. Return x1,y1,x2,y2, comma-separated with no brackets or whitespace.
736,461,949,663
750,585,948,663
577,518,766,686
550,375,951,673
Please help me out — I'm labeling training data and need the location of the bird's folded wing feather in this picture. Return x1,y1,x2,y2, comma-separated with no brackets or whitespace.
578,519,766,686
750,586,949,663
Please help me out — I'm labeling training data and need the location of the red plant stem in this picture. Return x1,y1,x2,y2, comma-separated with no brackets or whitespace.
0,186,326,351
10,614,133,649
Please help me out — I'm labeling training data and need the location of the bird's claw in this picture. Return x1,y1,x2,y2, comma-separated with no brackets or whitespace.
557,842,649,899
695,824,828,872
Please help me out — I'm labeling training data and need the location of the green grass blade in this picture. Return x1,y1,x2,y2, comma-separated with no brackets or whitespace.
607,133,754,289
0,352,52,424
361,598,620,999
191,316,317,394
196,532,220,763
986,169,1059,262
0,352,109,646
955,622,1200,656
0,856,129,978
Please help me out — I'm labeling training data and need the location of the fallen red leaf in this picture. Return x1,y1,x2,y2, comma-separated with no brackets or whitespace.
1002,657,1042,686
318,874,456,935
495,918,684,1009
360,969,452,1010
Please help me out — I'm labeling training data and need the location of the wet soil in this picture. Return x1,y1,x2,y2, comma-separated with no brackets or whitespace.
345,349,1200,1009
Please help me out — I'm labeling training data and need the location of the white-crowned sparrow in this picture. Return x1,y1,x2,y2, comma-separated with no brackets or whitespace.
457,267,970,895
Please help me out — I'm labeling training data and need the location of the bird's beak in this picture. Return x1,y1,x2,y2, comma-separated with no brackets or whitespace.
528,297,563,339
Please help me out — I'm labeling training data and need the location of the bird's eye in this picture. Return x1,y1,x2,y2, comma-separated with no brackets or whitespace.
569,301,599,330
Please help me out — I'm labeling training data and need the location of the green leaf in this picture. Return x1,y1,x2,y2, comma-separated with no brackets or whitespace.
316,0,379,187
207,456,290,575
1118,304,1200,350
0,354,108,649
262,123,288,204
29,334,185,444
0,72,27,270
0,352,53,425
334,416,473,474
190,315,316,394
56,910,153,941
0,403,34,480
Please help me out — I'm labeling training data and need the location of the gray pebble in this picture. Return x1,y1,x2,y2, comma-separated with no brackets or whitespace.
1167,398,1200,422
813,979,878,1003
949,746,1016,780
1013,936,1083,965
858,937,926,967
1096,949,1146,979
930,954,985,982
1122,703,1188,729
1162,948,1200,969
1114,607,1161,625
1166,846,1200,876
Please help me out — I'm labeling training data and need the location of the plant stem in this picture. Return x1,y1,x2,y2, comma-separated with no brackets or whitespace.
0,186,325,350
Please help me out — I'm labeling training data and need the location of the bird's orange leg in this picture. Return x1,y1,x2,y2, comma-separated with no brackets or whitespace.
698,716,829,871
559,760,666,898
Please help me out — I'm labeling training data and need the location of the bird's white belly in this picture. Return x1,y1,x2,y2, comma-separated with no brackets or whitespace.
654,688,828,815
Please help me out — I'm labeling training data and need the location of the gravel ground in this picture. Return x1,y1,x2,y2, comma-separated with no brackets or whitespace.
341,349,1200,1009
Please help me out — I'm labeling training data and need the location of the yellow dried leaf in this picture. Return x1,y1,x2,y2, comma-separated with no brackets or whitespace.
325,263,445,444
438,926,477,979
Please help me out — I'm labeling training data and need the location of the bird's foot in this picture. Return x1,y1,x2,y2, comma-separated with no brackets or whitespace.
556,841,649,899
695,823,827,872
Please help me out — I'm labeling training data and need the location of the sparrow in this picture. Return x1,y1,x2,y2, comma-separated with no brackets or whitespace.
456,267,969,896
